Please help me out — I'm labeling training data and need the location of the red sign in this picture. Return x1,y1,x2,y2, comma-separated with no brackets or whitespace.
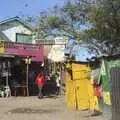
4,42,43,62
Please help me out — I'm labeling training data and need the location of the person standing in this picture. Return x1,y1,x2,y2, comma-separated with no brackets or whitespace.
90,69,103,116
35,73,44,99
56,72,60,95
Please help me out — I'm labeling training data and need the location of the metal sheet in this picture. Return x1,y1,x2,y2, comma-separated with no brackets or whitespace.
110,67,120,120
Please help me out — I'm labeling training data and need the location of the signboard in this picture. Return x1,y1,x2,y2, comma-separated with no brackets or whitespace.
0,41,4,53
54,37,67,45
4,42,43,62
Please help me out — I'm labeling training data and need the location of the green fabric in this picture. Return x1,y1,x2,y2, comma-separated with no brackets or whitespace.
98,58,120,116
101,75,110,92
102,59,120,92
99,59,110,92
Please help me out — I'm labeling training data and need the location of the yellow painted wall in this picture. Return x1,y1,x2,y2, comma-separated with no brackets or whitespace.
0,41,4,53
66,63,99,110
65,71,75,109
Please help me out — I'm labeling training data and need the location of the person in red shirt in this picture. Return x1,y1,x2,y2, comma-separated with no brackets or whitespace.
35,73,44,98
91,80,103,116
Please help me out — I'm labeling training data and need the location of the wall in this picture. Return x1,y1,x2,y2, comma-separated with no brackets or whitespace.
43,45,53,58
65,62,98,110
0,20,32,42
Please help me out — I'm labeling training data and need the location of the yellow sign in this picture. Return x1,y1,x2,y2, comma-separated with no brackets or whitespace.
103,92,111,105
0,41,4,53
25,57,32,64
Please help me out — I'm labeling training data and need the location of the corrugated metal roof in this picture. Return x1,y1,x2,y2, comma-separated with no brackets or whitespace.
0,31,9,41
0,16,33,31
0,53,15,58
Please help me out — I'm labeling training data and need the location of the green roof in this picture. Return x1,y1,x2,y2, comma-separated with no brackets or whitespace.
0,53,15,58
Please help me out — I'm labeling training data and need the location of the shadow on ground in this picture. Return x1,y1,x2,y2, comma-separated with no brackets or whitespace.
9,108,60,114
43,95,60,99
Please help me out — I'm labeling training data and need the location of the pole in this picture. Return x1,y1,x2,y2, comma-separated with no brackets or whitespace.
6,61,9,87
6,71,9,86
26,63,29,96
60,64,62,96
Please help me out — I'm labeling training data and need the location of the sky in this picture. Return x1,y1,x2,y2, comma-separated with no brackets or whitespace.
0,0,65,20
65,39,95,62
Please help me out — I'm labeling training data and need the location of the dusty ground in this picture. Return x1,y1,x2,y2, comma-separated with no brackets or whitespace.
0,96,108,120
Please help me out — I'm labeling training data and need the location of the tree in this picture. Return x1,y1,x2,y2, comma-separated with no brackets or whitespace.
34,0,91,40
33,0,120,55
82,0,120,55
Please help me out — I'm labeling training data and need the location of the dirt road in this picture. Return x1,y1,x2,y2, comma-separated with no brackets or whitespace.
0,96,107,120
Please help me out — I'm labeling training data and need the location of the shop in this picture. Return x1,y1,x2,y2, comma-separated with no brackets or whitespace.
89,55,120,119
96,55,120,120
0,41,44,97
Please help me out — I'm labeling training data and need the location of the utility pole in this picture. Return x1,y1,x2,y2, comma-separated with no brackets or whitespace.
25,56,31,96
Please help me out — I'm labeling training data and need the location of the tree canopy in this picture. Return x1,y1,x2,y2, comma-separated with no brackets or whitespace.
31,0,120,55
33,0,90,40
83,0,120,55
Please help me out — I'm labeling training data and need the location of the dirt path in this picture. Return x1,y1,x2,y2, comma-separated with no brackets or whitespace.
0,96,107,120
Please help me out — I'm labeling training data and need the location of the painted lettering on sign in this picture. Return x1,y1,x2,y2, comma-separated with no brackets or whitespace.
4,42,43,62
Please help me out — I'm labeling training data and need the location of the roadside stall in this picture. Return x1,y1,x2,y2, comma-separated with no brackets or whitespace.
0,53,15,97
0,41,44,97
89,54,120,120
65,61,98,111
94,55,120,120
47,40,66,95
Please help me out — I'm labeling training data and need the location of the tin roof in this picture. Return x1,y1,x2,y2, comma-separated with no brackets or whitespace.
0,53,15,58
0,16,33,31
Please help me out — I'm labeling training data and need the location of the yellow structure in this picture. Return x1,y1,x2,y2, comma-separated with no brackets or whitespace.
66,62,99,110
103,92,111,105
0,41,4,53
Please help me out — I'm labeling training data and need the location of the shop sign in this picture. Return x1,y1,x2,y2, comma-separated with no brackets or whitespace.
4,42,43,62
0,41,4,53
103,92,111,105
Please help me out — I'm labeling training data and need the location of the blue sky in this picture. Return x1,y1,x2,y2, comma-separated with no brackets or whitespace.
0,0,65,20
65,39,95,62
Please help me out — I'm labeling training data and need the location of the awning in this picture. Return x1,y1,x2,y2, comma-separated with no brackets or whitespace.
0,53,15,58
48,44,65,62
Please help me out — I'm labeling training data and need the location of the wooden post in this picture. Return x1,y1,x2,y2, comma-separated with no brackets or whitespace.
25,56,31,96
26,63,29,96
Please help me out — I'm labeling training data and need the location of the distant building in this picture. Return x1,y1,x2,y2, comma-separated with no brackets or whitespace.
0,17,44,96
0,16,35,44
